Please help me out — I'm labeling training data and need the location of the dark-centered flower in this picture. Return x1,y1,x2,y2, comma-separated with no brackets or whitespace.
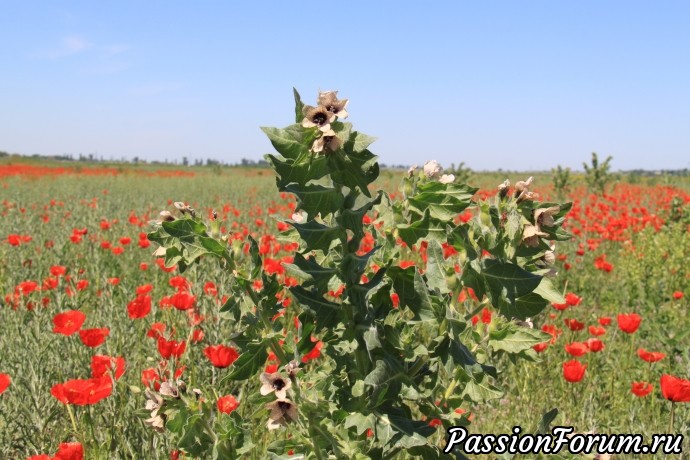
266,399,298,430
260,372,291,399
317,91,349,119
302,105,334,132
311,129,343,153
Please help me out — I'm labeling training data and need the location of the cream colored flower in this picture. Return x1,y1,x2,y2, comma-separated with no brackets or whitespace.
407,164,418,177
317,91,349,119
514,176,533,194
497,179,510,199
266,399,299,430
302,105,334,132
423,160,443,179
260,372,291,400
535,206,560,228
522,224,548,247
144,388,165,432
311,129,342,154
439,174,455,184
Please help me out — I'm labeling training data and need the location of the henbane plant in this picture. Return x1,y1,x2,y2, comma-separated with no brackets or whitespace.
145,89,572,458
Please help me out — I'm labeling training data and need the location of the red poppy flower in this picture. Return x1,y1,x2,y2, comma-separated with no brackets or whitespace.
50,265,67,277
75,280,89,291
588,325,606,336
532,342,548,353
91,355,125,380
660,374,690,402
53,310,86,336
204,282,218,296
564,342,589,357
631,382,653,397
564,318,585,332
169,276,190,291
203,344,239,368
637,348,665,363
598,317,612,326
127,295,151,319
302,339,324,363
27,455,51,460
141,368,161,390
158,337,186,360
54,441,84,460
0,373,10,395
390,292,400,308
563,360,586,383
673,291,684,300
170,291,196,311
585,338,605,352
217,395,240,414
51,376,112,405
79,328,109,347
565,293,582,306
617,313,642,334
119,236,131,245
552,301,568,311
147,323,166,339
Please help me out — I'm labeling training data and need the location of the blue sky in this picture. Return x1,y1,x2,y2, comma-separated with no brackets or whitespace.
1,1,689,170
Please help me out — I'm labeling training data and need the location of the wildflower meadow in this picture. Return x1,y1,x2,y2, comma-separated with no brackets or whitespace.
1,90,689,459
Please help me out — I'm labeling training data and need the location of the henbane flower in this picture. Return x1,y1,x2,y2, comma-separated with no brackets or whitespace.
317,91,349,119
266,399,299,430
302,105,334,132
260,372,291,399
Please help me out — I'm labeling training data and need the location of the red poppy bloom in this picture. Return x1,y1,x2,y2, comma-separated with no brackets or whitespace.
119,236,131,245
588,325,606,336
169,276,190,291
302,338,324,363
170,291,196,311
50,265,67,277
532,342,548,353
203,344,239,368
158,337,186,360
79,328,109,347
139,262,149,271
127,295,151,319
27,455,51,460
637,348,665,363
53,310,86,336
147,322,166,339
75,280,89,291
141,368,161,390
673,291,684,300
631,382,653,397
564,318,585,332
565,293,582,306
91,355,125,380
660,374,690,402
598,316,612,326
585,338,605,352
563,360,587,383
217,395,240,414
564,342,589,357
51,376,112,405
0,373,10,395
54,441,84,460
390,292,400,308
552,301,568,311
204,282,218,296
617,313,642,334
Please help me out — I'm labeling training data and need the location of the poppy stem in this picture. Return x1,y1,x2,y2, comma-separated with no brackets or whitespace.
66,403,78,433
669,401,675,433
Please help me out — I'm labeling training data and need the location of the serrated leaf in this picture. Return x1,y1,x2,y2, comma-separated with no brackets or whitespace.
290,286,342,331
489,322,551,354
224,342,268,381
396,210,447,246
291,220,344,253
425,240,449,294
293,88,305,124
162,218,208,240
462,379,503,403
407,181,477,221
285,183,344,219
388,266,436,322
501,292,549,320
261,125,312,161
282,253,336,291
345,412,375,436
329,149,379,197
482,260,542,303
533,277,565,304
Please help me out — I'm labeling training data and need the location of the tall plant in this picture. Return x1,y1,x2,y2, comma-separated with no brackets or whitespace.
583,152,613,194
145,89,571,458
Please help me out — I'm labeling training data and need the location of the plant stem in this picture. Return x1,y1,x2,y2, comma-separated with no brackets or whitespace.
66,404,79,434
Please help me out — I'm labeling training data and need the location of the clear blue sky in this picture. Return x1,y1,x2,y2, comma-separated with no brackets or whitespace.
1,1,689,170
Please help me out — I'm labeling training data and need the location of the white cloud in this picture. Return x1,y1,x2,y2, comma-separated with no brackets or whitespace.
42,35,93,59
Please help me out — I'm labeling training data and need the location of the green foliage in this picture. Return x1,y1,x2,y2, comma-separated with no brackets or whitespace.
140,89,572,458
583,152,613,194
551,165,571,199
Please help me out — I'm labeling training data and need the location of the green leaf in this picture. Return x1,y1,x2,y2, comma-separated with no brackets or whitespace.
293,87,305,124
535,408,559,434
482,260,542,303
500,292,549,320
424,240,449,294
261,125,312,161
344,412,376,436
162,218,208,240
347,131,377,153
462,378,503,403
177,414,214,457
290,286,342,331
282,253,336,291
533,277,565,304
488,322,551,354
285,183,344,220
329,149,379,197
291,220,344,253
408,182,477,221
396,210,446,247
364,360,389,387
224,342,268,381
388,266,436,322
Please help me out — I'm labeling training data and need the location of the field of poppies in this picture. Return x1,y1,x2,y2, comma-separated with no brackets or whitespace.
1,155,689,459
